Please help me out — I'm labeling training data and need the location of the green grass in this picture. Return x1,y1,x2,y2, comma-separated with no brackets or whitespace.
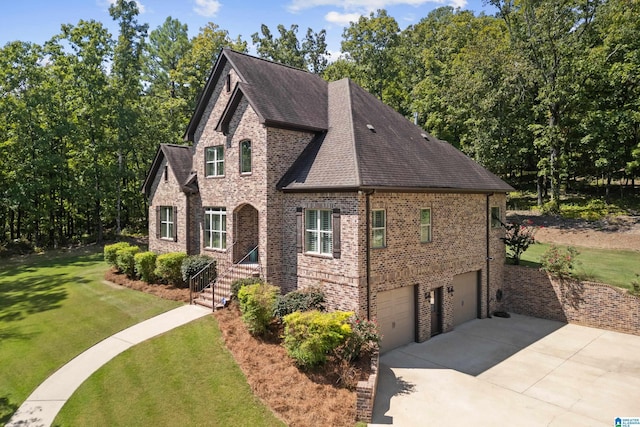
519,243,640,289
0,247,182,423
54,316,284,427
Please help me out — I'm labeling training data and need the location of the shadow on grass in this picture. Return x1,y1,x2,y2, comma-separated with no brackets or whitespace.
0,396,18,425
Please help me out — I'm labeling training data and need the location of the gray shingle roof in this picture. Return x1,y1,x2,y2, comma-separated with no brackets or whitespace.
141,144,194,196
184,49,513,193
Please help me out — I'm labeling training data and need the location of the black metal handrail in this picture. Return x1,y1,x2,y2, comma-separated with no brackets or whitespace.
189,261,216,305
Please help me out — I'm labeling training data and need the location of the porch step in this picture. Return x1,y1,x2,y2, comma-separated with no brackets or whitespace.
192,263,261,310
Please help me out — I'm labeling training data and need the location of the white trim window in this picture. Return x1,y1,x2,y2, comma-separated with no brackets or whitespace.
372,209,386,248
305,209,332,255
205,146,224,177
204,207,227,250
160,206,174,240
420,208,432,243
240,140,252,174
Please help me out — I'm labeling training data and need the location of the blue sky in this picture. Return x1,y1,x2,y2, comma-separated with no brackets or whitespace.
0,0,496,57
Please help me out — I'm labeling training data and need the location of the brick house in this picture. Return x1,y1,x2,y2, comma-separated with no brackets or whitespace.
142,49,513,352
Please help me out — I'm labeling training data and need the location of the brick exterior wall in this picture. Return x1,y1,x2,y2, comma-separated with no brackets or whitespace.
504,265,640,335
147,157,189,254
356,351,379,423
368,192,506,342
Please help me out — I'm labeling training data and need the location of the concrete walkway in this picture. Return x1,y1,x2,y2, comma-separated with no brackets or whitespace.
7,304,210,427
371,314,640,426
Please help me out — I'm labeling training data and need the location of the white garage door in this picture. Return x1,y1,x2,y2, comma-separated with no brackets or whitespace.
378,286,415,353
452,271,479,327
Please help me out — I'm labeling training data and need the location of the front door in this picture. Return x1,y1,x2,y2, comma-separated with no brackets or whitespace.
430,287,442,336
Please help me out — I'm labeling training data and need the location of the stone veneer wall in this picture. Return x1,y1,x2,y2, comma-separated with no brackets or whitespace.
504,265,640,335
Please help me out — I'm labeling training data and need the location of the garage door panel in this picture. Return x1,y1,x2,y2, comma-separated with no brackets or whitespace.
453,271,479,327
378,286,415,353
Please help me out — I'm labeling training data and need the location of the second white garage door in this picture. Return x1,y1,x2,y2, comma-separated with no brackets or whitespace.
378,286,415,353
452,271,479,327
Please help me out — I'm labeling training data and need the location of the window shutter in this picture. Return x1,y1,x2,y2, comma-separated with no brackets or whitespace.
173,206,178,242
332,208,341,259
296,208,303,253
155,206,161,239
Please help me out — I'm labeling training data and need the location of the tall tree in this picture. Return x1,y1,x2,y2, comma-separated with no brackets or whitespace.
251,24,328,73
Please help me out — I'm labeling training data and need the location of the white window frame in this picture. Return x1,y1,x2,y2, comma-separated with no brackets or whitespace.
240,140,252,174
305,209,333,256
420,208,432,243
204,207,227,250
160,206,174,240
371,209,386,248
205,146,224,177
491,206,501,229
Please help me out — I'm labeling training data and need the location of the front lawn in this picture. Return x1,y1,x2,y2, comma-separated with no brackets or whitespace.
518,243,640,290
55,316,284,426
0,247,182,423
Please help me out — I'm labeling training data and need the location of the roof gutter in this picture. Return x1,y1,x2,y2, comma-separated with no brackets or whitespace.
280,185,512,194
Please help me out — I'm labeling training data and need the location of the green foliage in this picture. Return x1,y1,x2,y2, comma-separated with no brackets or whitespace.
559,199,623,221
274,287,326,319
501,220,536,265
0,238,35,258
237,283,279,336
540,245,580,278
180,254,214,282
630,275,640,297
230,276,264,300
116,245,140,278
155,252,188,286
104,242,131,269
340,315,381,362
134,251,157,283
282,310,353,367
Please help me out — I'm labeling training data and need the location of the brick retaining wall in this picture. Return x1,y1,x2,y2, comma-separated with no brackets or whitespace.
356,351,379,423
504,265,640,335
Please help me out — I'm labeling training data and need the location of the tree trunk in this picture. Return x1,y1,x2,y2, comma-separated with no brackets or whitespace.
537,175,544,206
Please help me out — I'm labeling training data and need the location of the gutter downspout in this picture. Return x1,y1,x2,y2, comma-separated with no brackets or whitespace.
486,193,494,319
364,189,375,320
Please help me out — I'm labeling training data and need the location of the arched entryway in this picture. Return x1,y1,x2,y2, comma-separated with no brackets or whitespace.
233,204,259,264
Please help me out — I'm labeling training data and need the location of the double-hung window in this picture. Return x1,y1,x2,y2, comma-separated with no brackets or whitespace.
205,146,224,177
420,208,432,243
240,140,252,174
159,206,174,240
372,209,386,248
491,206,501,228
204,207,227,250
305,209,332,255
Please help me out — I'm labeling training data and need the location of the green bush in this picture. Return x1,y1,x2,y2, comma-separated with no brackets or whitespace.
155,252,188,286
237,283,279,336
540,245,580,278
134,251,157,283
181,254,215,282
274,287,326,319
283,310,353,367
116,245,140,278
104,242,131,269
230,277,264,300
340,315,381,362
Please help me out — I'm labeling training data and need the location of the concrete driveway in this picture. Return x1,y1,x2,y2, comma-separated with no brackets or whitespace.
371,314,640,426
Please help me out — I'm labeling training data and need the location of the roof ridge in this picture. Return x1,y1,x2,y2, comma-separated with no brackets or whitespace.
342,79,361,187
223,47,315,75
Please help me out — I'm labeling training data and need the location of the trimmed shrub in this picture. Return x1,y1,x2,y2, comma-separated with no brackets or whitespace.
230,276,264,300
116,245,140,278
104,242,131,269
540,245,580,278
134,251,157,283
283,310,353,367
155,252,188,286
237,283,279,336
181,254,215,282
340,315,381,362
274,287,326,319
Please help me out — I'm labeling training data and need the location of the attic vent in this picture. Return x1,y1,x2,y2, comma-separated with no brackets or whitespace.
421,133,430,141
366,124,376,132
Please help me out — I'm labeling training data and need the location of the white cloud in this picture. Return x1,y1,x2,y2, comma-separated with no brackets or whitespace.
288,0,467,14
325,11,363,25
193,0,221,17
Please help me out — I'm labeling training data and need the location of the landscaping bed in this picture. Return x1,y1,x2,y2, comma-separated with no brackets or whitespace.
104,268,190,303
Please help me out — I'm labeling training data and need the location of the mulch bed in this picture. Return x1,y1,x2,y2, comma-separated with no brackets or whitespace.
104,269,190,303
